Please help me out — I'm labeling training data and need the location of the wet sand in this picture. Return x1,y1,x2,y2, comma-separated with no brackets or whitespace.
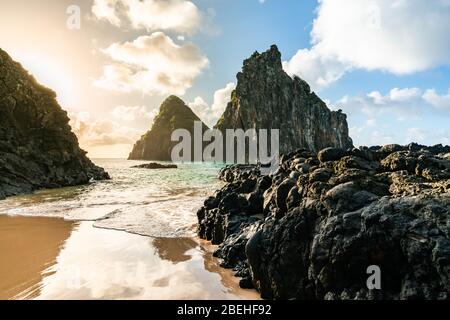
0,216,74,299
0,215,260,300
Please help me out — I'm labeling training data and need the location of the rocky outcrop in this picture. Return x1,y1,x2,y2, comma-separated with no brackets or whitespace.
131,163,178,169
197,143,450,300
0,48,109,199
215,45,353,154
128,96,208,161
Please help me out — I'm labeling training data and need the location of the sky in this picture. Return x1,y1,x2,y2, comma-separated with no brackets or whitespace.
0,0,449,158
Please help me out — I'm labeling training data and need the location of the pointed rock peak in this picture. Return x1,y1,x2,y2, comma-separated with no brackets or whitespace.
216,45,353,154
163,95,185,106
160,95,188,113
128,95,209,161
243,44,283,72
156,95,205,124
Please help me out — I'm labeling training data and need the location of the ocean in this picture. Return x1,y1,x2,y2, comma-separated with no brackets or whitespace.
0,160,259,300
0,160,225,237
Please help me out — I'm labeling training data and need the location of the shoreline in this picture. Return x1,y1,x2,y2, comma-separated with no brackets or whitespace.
0,214,260,300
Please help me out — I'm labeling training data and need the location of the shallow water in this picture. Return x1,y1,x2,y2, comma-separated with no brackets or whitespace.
0,216,259,300
0,160,225,237
0,160,259,300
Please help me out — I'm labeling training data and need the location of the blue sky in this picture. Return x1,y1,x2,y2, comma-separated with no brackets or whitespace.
190,0,450,148
186,0,317,102
0,0,449,157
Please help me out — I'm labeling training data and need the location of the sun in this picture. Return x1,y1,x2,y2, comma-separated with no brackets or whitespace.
12,52,77,111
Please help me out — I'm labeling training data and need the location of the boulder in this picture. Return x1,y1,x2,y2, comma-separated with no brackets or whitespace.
318,147,346,163
197,144,450,300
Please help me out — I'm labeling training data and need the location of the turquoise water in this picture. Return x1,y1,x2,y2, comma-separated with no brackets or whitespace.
0,160,225,238
0,160,263,300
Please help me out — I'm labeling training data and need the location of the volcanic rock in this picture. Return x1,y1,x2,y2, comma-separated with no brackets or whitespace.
131,163,178,169
215,45,353,154
0,48,109,199
197,144,450,300
128,96,208,161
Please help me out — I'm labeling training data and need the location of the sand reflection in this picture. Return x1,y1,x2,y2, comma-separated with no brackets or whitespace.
152,237,260,300
0,218,259,300
0,216,74,300
152,238,198,264
198,240,258,299
31,222,260,300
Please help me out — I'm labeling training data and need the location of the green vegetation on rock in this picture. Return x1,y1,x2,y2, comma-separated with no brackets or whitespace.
0,48,109,199
128,96,209,161
215,45,353,154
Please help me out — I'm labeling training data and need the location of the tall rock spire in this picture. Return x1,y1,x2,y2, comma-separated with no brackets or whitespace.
215,45,353,154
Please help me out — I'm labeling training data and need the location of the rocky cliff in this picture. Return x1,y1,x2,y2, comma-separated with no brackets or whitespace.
197,144,450,300
0,48,109,200
216,45,353,154
128,96,208,161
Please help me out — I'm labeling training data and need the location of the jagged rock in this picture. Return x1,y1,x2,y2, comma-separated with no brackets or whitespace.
197,144,450,300
131,163,178,169
215,45,353,154
318,147,346,163
128,96,209,161
0,48,109,199
275,178,295,213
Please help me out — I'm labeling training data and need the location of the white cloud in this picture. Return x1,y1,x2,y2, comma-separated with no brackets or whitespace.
389,87,422,102
211,82,236,117
367,91,386,105
423,88,450,110
284,0,450,90
188,96,210,122
283,47,349,91
406,128,450,145
369,130,396,146
91,0,202,34
112,105,157,122
338,87,450,121
363,87,423,106
188,82,236,127
69,111,143,147
95,32,209,96
334,86,450,147
92,0,122,27
349,126,396,146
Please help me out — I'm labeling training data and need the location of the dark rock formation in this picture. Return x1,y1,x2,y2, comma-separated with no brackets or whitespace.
0,48,109,199
197,143,450,300
128,96,209,161
215,45,353,154
131,163,178,169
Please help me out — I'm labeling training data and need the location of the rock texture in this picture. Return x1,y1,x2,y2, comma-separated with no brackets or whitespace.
215,45,353,154
131,163,178,169
128,96,208,161
197,143,450,300
0,48,109,199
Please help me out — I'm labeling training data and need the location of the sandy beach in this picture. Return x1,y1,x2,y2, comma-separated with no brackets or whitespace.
0,215,259,300
0,216,74,299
